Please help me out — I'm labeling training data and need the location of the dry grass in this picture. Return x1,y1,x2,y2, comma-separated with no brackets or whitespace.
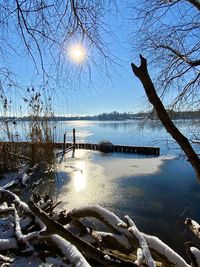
0,88,55,174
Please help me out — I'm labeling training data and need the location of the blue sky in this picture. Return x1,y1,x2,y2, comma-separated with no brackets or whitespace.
56,59,146,116
54,6,147,115
0,2,148,116
1,1,198,116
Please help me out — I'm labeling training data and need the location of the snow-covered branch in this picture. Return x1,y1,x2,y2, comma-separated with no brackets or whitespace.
190,247,200,266
143,234,191,267
124,215,156,267
51,234,92,267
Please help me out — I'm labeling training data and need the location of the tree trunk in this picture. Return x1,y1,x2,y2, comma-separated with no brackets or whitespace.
131,55,200,181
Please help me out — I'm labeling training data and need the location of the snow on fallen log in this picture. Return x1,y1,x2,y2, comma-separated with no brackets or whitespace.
190,247,200,267
124,215,156,267
12,204,42,251
0,189,30,214
143,234,191,267
0,189,46,230
135,248,144,265
51,234,92,267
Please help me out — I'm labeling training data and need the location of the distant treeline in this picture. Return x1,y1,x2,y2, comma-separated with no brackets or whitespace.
0,110,200,122
150,109,200,120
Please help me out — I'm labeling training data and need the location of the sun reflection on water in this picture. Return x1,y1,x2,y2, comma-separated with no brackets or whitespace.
56,150,119,209
72,161,87,192
55,150,169,211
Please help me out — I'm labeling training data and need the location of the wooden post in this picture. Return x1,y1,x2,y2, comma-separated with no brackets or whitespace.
63,132,66,154
73,129,76,150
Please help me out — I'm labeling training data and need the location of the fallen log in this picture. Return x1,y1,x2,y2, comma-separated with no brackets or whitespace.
28,200,137,266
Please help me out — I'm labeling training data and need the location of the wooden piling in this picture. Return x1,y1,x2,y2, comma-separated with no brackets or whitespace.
73,129,76,150
63,132,66,154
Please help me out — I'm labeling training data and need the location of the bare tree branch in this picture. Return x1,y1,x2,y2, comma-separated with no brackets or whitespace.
131,55,200,180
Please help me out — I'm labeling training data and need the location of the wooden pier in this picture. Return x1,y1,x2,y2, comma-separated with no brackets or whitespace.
55,128,160,156
0,128,160,160
55,142,160,156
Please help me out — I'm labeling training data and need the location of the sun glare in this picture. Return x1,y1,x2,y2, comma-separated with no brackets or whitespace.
68,44,86,63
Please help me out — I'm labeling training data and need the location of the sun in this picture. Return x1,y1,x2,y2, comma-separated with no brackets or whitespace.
68,44,86,63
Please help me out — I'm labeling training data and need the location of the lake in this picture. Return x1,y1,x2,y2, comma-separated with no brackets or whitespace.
2,119,199,154
6,119,200,256
52,119,200,155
